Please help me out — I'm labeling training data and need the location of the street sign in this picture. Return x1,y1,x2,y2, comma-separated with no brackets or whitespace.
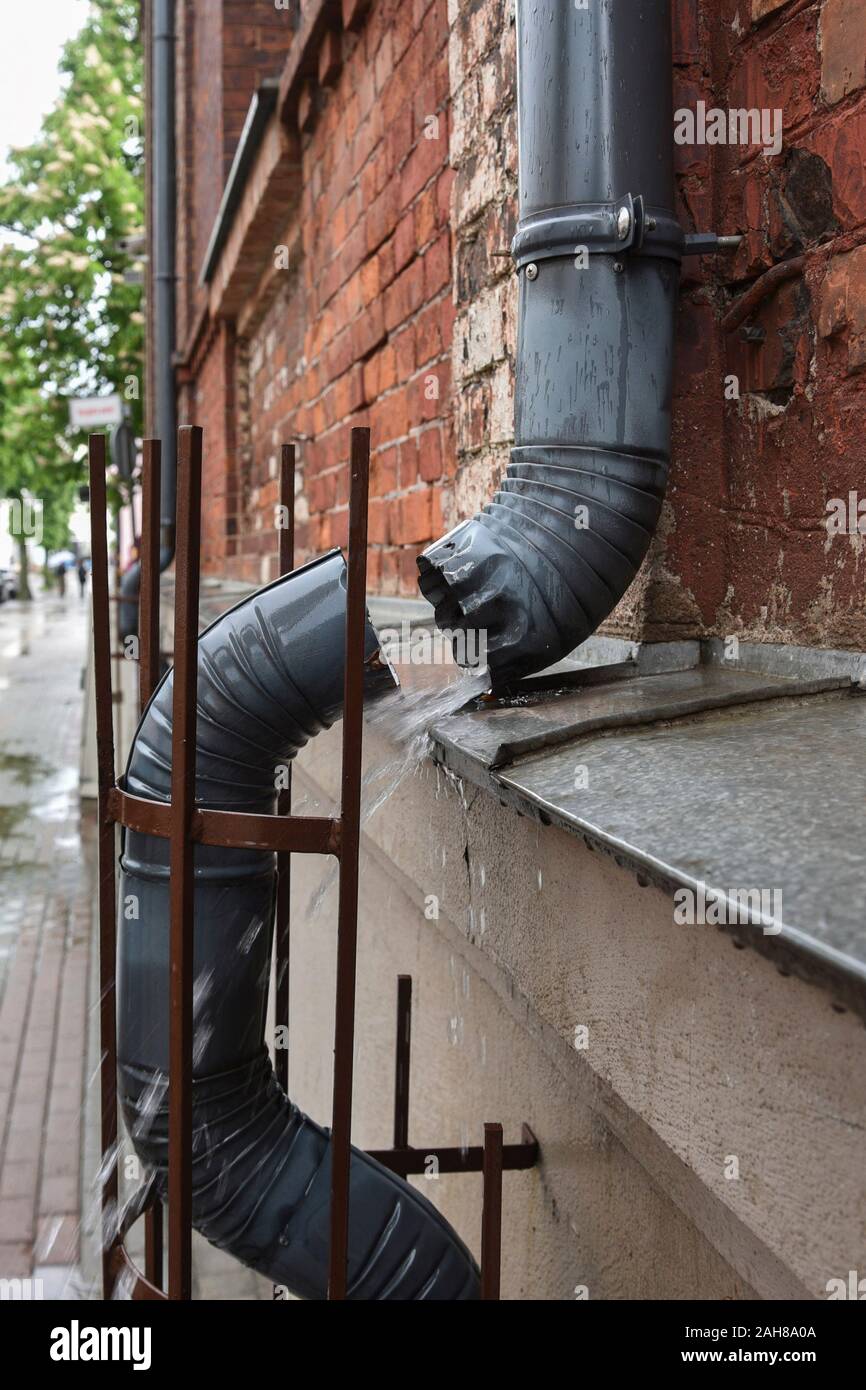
69,394,124,430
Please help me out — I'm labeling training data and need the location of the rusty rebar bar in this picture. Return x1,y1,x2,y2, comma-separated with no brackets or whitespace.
167,426,202,1300
88,434,120,1298
481,1123,504,1300
393,976,412,1150
328,427,370,1299
138,439,162,712
275,443,296,1094
721,255,806,334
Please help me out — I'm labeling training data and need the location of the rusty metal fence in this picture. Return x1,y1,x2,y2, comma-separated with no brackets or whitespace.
88,423,538,1301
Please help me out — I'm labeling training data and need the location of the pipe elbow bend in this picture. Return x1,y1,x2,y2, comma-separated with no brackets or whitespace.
419,0,680,687
117,551,480,1299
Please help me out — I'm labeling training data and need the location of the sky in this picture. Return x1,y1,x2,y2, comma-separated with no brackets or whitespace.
0,0,89,180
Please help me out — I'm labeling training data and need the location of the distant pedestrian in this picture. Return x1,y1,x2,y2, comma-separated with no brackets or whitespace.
77,560,87,598
56,563,67,598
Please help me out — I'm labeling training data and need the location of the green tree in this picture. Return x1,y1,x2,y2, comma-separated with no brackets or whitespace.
0,0,144,596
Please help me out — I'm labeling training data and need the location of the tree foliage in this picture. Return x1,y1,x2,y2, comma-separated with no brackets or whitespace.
0,0,144,555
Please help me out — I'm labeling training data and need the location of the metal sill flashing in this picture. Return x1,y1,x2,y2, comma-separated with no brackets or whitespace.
199,80,280,286
154,575,866,1014
424,664,866,1021
493,693,866,1020
429,666,852,773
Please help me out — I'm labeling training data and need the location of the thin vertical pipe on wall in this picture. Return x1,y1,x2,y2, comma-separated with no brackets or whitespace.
138,438,164,1287
89,435,120,1298
152,0,177,556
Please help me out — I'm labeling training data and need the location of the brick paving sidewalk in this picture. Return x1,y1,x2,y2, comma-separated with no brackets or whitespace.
0,589,93,1296
0,587,273,1300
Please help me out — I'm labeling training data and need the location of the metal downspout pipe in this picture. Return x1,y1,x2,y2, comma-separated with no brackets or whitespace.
117,553,481,1299
418,0,684,686
120,0,177,638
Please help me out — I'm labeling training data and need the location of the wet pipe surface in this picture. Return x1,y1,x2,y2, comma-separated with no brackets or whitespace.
89,427,538,1301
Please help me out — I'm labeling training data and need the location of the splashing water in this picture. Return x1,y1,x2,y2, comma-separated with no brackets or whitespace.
238,915,265,955
131,1074,168,1141
94,1139,122,1191
193,965,215,1017
365,667,489,746
112,1265,136,1301
193,1023,215,1069
306,669,489,918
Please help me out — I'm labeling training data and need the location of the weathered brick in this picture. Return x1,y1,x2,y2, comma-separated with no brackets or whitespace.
163,0,866,651
418,426,443,481
394,489,433,544
672,0,700,64
393,209,417,275
319,30,342,88
751,0,787,21
371,446,399,496
423,231,451,298
729,16,818,135
818,246,866,371
343,0,372,34
399,435,419,486
368,498,390,544
821,0,866,105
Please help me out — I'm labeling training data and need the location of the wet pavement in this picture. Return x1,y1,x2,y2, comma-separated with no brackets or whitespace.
0,587,273,1300
0,588,93,1295
0,585,281,1299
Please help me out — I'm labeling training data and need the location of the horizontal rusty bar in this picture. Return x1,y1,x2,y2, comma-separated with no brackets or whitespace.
195,808,341,856
107,787,171,835
107,787,341,856
367,1127,538,1178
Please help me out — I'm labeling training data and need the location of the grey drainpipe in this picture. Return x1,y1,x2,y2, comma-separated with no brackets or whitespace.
419,0,721,687
117,552,480,1299
152,0,177,556
120,0,177,637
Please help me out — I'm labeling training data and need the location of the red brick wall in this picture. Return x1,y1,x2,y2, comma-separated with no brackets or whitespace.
175,0,291,347
171,0,866,650
238,267,307,584
194,320,237,573
221,1,293,168
208,0,454,592
648,0,866,650
447,0,866,650
182,0,223,339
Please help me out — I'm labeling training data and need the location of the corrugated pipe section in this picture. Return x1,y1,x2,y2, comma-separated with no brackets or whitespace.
419,0,682,686
117,552,480,1299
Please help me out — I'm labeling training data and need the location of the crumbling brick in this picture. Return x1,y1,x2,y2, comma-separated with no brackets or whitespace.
821,0,866,105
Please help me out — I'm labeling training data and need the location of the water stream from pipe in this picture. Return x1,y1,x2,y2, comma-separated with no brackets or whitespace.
304,668,489,919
